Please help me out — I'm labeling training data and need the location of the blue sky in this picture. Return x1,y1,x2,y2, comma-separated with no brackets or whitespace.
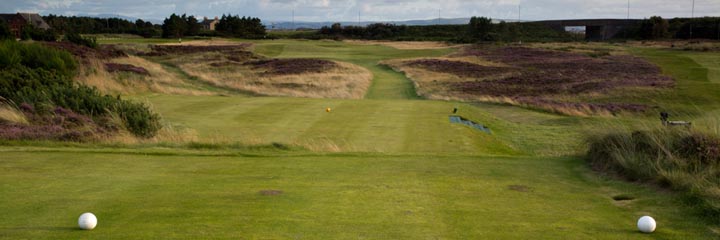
0,0,718,22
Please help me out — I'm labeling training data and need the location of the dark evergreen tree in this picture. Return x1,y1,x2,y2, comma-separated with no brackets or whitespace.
638,16,669,39
468,16,494,41
185,15,201,36
215,14,266,38
162,14,187,38
0,19,11,40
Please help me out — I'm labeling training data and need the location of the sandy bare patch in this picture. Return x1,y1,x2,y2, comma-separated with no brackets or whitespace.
259,190,283,196
508,185,532,192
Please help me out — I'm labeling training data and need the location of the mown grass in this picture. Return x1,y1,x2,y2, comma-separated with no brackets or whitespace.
139,95,530,155
0,151,716,239
1,39,719,238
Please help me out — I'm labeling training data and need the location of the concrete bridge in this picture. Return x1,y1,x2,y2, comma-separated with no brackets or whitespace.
532,19,643,40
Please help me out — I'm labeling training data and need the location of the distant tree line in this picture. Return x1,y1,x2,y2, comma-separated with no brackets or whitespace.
5,13,717,42
669,17,720,39
161,14,201,38
602,16,719,40
310,16,720,42
160,13,265,39
43,15,161,38
315,17,575,42
214,15,266,38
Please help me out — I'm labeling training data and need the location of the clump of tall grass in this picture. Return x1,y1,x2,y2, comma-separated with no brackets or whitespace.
0,104,27,125
586,123,720,219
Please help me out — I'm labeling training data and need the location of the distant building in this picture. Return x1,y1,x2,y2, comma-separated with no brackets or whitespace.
0,13,51,38
201,16,219,31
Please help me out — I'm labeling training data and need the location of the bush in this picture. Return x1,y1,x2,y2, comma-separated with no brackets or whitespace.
20,25,58,41
586,127,720,219
0,40,76,77
63,32,98,48
113,100,161,138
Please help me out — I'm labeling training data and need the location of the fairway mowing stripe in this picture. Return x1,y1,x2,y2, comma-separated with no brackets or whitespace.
364,65,420,100
296,101,381,152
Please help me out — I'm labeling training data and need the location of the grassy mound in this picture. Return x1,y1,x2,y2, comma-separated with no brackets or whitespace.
587,127,720,219
147,43,373,99
0,41,161,139
385,45,673,116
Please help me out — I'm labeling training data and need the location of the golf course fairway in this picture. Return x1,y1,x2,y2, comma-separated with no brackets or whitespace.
1,39,719,239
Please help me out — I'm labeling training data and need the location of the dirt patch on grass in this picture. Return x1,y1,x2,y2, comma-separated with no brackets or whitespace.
612,194,635,201
259,190,283,196
386,45,674,116
508,185,532,192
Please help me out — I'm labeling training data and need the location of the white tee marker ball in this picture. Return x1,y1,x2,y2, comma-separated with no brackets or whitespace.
78,212,97,230
637,216,656,233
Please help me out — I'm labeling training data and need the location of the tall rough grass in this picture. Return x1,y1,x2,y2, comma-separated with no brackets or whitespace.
586,124,720,219
77,57,214,96
181,60,372,99
0,104,28,125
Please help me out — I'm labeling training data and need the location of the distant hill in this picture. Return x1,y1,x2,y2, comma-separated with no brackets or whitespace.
265,18,522,30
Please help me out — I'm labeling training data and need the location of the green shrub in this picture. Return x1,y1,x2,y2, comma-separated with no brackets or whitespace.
113,101,161,138
63,32,98,48
0,40,76,77
20,25,58,41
